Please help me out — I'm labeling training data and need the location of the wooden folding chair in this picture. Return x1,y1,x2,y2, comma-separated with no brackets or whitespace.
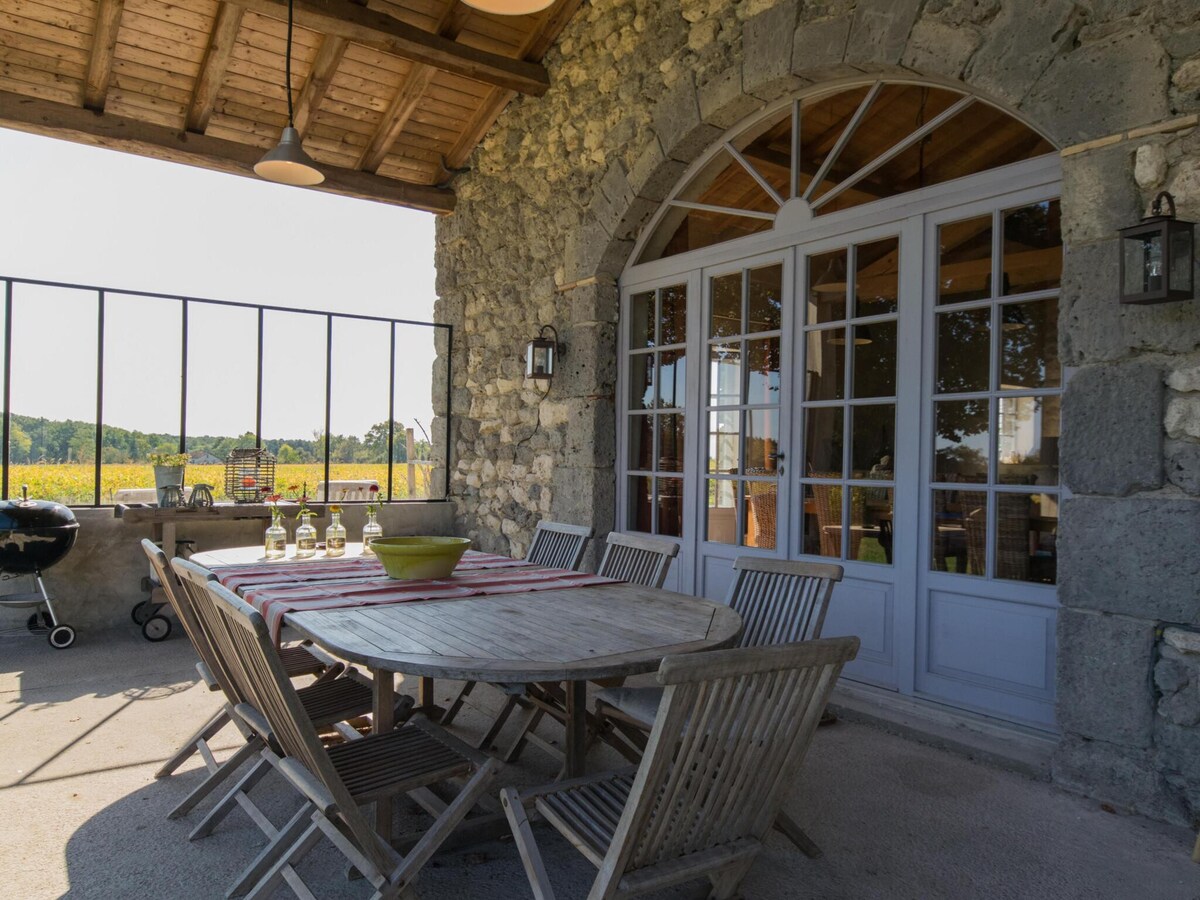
440,521,595,746
202,578,502,900
168,557,387,848
500,532,680,767
502,637,860,900
143,540,341,784
593,556,843,858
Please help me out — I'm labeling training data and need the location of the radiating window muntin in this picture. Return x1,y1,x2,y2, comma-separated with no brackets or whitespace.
639,82,1055,263
801,237,900,566
627,284,688,537
704,263,784,551
931,199,1062,585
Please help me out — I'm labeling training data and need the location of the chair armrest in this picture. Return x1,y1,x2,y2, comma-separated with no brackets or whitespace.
195,661,220,691
276,756,338,816
233,702,273,742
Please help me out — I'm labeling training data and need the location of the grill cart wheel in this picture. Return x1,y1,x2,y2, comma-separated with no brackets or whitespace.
48,624,75,649
131,600,150,625
142,616,171,642
26,612,51,633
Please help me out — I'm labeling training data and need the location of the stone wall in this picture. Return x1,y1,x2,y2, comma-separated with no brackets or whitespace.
433,0,1200,822
1056,112,1200,826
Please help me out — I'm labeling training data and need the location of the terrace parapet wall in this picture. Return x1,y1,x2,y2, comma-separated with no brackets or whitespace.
433,0,1200,820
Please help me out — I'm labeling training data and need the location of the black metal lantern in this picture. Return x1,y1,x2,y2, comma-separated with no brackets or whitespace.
524,325,559,381
1118,191,1195,304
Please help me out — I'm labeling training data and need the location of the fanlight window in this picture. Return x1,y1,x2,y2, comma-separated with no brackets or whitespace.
638,82,1055,263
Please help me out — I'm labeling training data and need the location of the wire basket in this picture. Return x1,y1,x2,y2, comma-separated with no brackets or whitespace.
224,448,276,503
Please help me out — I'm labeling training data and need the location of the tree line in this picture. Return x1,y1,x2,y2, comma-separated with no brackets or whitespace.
9,414,431,465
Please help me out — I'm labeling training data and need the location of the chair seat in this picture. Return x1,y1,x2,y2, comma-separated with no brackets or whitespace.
297,676,373,728
279,643,328,678
595,685,663,730
535,771,635,863
326,724,473,802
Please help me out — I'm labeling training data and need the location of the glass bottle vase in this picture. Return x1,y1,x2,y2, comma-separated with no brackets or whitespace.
325,510,346,557
295,512,317,559
264,510,286,560
362,509,383,555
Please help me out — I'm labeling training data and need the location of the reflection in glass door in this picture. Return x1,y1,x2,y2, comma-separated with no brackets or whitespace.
626,284,688,537
800,237,899,567
929,200,1062,584
704,262,784,551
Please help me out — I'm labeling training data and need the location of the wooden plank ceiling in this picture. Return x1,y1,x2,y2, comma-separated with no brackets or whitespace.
0,0,582,213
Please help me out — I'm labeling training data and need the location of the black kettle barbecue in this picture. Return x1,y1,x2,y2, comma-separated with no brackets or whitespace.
0,485,78,648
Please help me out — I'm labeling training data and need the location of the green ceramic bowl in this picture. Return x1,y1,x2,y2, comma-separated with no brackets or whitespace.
369,536,471,580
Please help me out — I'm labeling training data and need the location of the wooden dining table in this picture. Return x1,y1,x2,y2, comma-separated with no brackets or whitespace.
191,543,742,842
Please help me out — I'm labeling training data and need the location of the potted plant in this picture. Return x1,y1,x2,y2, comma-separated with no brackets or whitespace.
149,452,189,507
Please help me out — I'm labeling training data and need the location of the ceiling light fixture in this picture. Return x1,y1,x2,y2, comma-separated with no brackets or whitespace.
461,0,556,15
254,0,324,187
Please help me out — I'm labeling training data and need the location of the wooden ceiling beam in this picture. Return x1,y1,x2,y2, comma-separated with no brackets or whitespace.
0,90,456,214
186,3,245,133
358,4,472,174
445,0,581,172
229,0,550,96
293,34,347,136
83,0,125,112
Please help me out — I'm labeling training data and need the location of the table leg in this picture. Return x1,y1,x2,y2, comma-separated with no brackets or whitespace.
564,680,587,779
417,676,445,722
162,521,177,558
373,669,396,841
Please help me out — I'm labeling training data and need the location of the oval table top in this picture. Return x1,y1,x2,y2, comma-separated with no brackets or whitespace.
283,582,743,682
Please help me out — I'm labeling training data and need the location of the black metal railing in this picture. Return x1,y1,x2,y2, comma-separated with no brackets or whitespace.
1,275,452,506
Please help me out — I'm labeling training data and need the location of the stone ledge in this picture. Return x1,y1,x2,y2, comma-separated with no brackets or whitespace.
829,680,1056,780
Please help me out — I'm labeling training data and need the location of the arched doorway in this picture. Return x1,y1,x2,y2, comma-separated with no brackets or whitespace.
619,80,1063,729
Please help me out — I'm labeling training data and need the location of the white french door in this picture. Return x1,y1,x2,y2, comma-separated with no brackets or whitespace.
618,180,1062,730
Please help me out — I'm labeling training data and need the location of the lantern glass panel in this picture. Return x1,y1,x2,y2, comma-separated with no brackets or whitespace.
1123,231,1164,296
1169,225,1194,294
526,340,555,378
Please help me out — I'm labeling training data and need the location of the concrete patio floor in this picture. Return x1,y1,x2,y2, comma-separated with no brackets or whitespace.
1,627,1197,900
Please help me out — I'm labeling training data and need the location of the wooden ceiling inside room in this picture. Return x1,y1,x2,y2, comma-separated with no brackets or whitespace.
0,0,583,213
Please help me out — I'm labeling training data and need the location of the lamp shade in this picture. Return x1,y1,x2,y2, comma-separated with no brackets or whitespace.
461,0,555,14
254,127,324,186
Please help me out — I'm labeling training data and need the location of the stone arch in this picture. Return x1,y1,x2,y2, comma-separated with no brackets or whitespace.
565,0,1171,289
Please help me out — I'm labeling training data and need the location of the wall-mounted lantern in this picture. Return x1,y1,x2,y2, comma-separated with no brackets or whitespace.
524,325,560,381
1118,191,1195,304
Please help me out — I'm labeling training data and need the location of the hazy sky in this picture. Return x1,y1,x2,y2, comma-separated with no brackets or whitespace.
0,128,439,442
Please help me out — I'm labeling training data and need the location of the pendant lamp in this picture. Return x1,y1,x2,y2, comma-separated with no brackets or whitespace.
255,0,324,186
461,0,556,14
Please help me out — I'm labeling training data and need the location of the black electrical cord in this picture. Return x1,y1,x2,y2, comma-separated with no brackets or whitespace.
285,0,295,126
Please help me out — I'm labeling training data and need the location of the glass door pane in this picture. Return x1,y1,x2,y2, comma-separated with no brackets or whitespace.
800,237,899,563
626,284,687,536
704,262,783,550
929,201,1062,583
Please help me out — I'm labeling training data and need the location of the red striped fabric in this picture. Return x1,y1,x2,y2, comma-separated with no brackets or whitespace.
209,551,618,642
213,551,528,593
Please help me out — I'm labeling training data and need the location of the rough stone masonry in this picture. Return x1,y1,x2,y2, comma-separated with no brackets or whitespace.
432,1,1200,825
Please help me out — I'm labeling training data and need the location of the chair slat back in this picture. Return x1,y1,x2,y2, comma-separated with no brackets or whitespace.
141,540,214,670
595,637,859,889
727,557,843,649
200,578,392,875
525,521,594,570
164,554,250,705
595,532,680,589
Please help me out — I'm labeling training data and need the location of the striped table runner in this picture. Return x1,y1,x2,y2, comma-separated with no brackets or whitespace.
210,550,618,642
